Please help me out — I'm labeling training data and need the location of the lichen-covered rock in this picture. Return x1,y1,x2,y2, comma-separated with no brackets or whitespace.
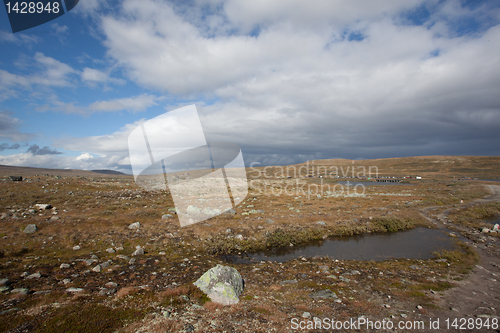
193,264,244,305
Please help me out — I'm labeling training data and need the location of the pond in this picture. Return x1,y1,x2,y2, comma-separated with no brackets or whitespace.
225,228,463,264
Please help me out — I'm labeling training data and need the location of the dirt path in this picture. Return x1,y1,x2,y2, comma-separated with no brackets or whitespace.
420,185,500,332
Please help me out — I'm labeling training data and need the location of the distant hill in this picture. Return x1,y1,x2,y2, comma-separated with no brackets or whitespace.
0,164,132,178
91,169,127,175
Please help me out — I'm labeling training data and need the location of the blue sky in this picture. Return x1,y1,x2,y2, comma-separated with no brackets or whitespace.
1,0,499,173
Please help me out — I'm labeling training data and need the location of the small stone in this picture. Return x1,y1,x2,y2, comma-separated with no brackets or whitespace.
0,286,12,293
417,305,423,310
310,289,337,299
100,262,110,268
280,279,298,285
10,288,29,295
235,234,244,240
0,278,9,286
92,265,102,272
62,279,71,284
26,272,41,279
224,208,237,215
73,245,81,250
66,288,84,293
435,259,447,263
316,221,326,226
106,248,116,253
132,248,144,256
85,259,97,266
116,255,130,261
60,263,70,269
23,224,37,234
266,219,275,224
105,282,118,288
401,313,407,318
128,222,140,230
50,216,60,221
302,312,311,318
35,204,52,210
161,214,173,220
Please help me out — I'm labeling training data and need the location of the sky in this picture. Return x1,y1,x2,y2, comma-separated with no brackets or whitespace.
0,0,499,174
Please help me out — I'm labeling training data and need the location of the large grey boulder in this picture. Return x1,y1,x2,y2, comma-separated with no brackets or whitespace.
193,264,244,305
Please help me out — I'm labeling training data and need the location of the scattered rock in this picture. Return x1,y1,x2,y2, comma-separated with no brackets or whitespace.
60,263,70,269
128,222,140,230
193,264,244,305
73,245,81,250
35,204,52,210
235,234,244,240
11,288,29,295
9,176,22,182
435,259,447,263
266,219,275,224
66,288,84,293
85,259,97,266
92,265,102,272
316,221,326,226
280,279,298,285
100,262,110,269
116,255,130,261
302,312,311,318
224,209,237,215
62,279,71,284
23,224,37,234
310,289,337,299
105,282,118,288
161,214,173,220
0,286,12,293
0,278,9,286
106,248,116,253
26,272,41,279
132,248,144,256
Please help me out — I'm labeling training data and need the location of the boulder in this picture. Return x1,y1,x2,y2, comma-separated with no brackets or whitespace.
9,176,22,181
193,264,244,305
23,224,37,234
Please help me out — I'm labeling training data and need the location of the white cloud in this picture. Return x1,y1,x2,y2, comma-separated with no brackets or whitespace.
88,94,158,112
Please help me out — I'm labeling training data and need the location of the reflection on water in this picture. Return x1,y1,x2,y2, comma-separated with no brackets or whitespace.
225,228,462,264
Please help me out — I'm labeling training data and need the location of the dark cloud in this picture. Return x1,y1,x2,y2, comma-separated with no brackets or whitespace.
0,143,21,151
27,144,63,155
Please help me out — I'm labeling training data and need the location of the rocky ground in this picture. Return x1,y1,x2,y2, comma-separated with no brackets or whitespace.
0,167,499,332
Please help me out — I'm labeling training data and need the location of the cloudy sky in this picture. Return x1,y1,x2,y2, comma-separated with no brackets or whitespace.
1,0,499,173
